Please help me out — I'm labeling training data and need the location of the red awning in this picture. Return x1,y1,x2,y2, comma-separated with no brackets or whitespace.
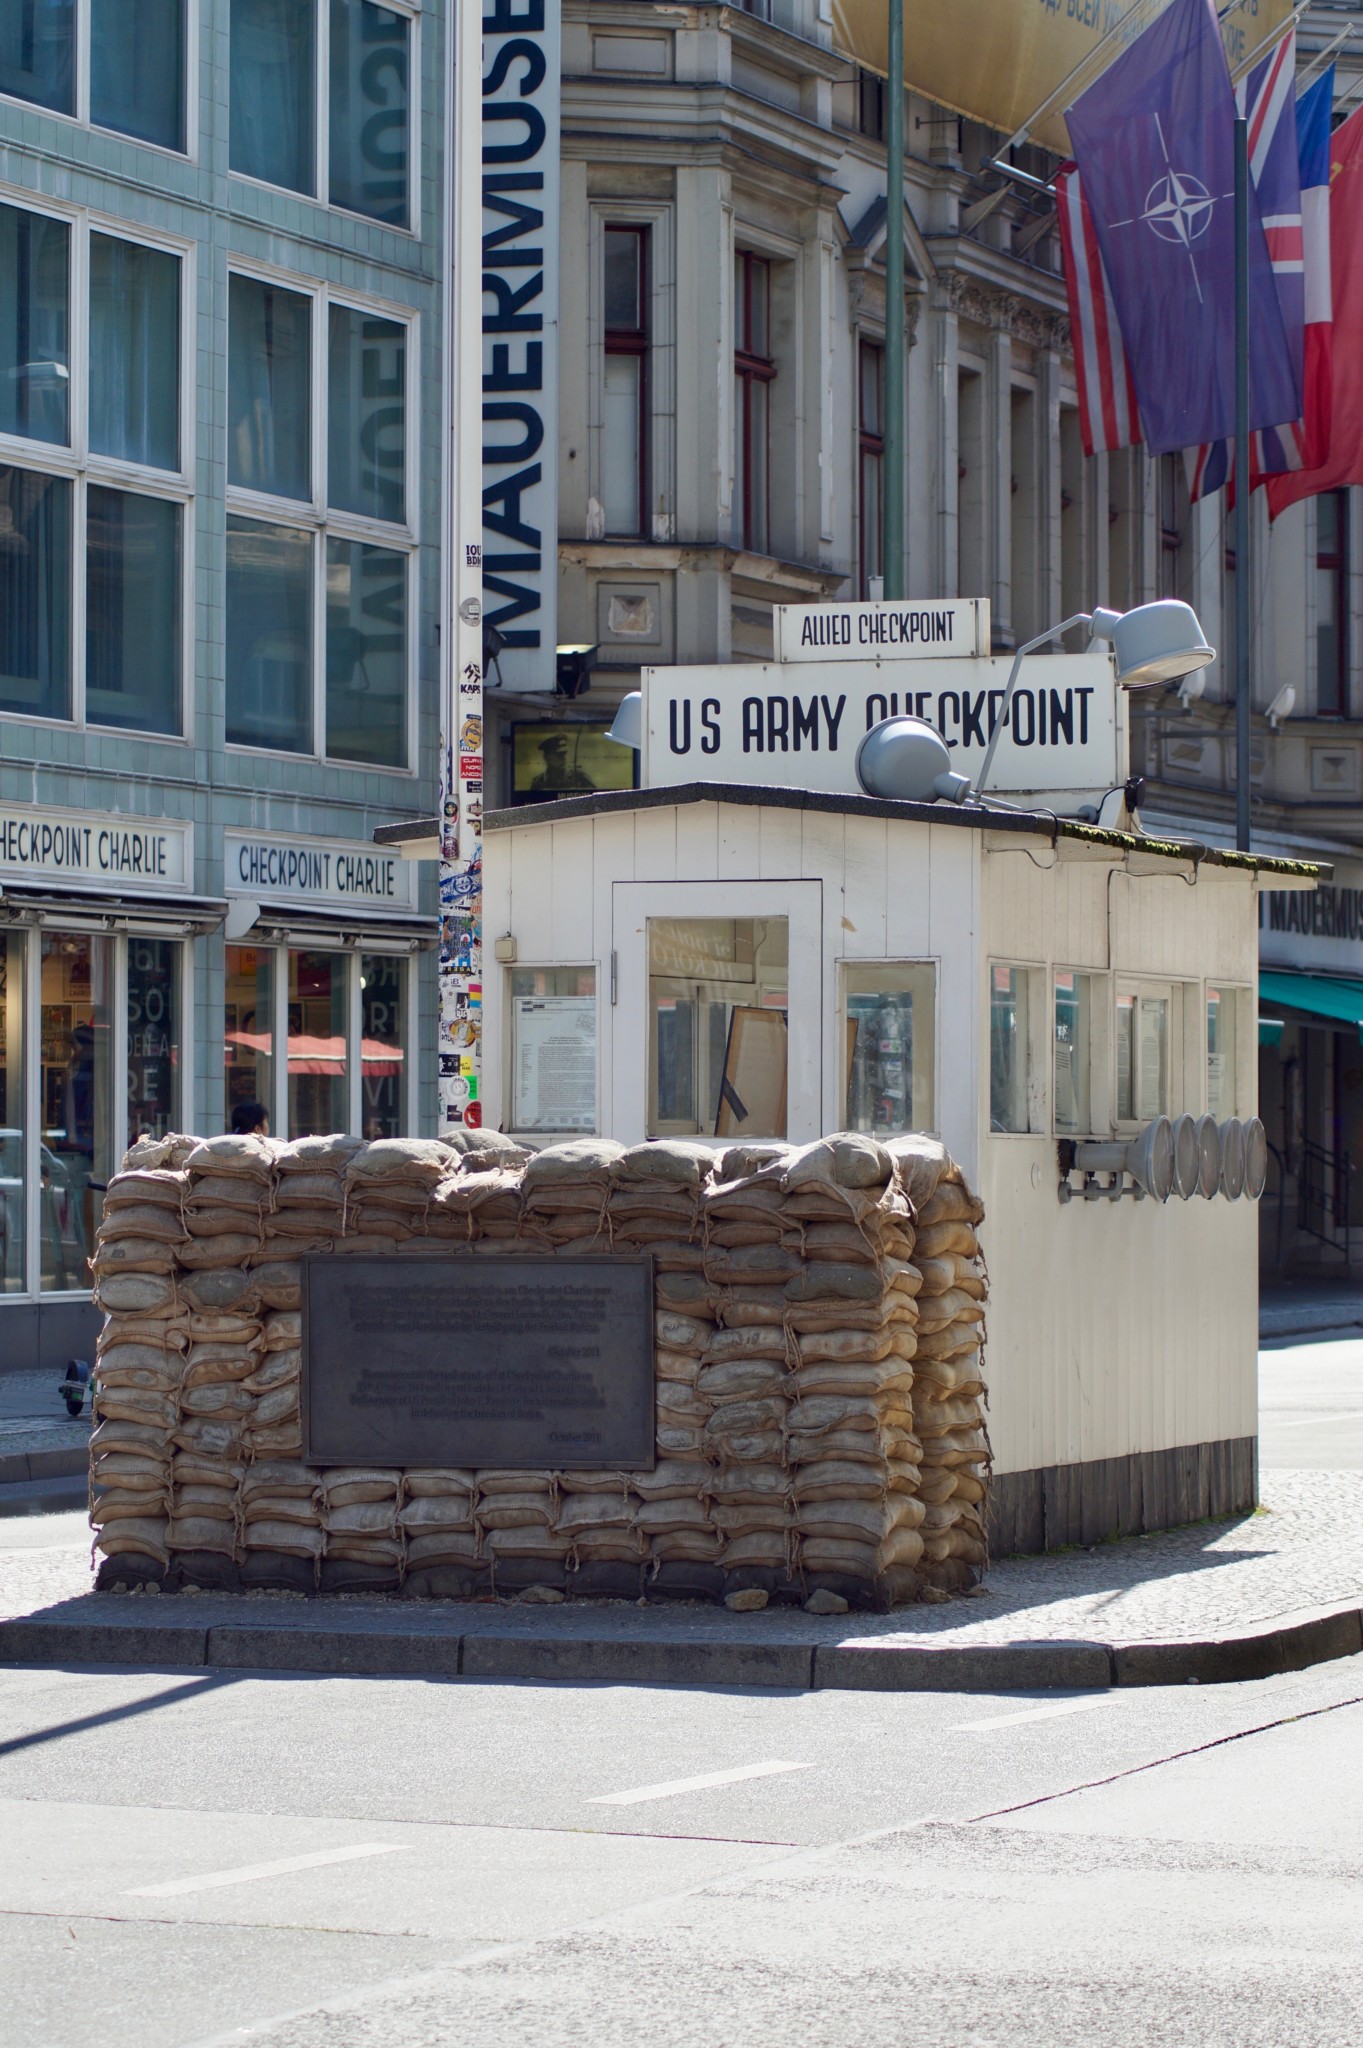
226,1029,403,1078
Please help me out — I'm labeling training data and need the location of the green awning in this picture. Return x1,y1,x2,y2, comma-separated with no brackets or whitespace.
1258,1017,1284,1047
1259,970,1363,1036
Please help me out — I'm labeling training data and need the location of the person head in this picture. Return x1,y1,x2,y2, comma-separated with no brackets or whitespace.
230,1100,269,1136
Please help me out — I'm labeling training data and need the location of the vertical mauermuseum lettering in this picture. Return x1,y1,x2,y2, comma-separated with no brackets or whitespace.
482,0,560,690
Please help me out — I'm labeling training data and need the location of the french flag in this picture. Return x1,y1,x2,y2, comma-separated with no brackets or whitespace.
1189,32,1309,501
1055,162,1143,459
1270,63,1335,488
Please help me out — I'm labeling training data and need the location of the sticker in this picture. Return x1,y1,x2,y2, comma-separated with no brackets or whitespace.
460,715,483,751
459,754,483,780
460,1053,477,1077
465,544,482,567
439,1052,460,1077
464,1101,483,1128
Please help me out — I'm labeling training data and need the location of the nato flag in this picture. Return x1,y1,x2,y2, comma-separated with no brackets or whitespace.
1066,0,1300,457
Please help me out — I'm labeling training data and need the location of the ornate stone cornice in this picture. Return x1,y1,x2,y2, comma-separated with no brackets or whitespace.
937,268,1069,353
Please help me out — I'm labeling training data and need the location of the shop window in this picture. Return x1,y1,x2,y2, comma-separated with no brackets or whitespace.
844,962,934,1136
648,917,788,1139
603,225,649,537
231,0,412,225
733,252,774,555
1054,970,1096,1137
89,235,179,470
0,466,72,722
858,341,884,600
510,966,597,1135
40,932,113,1293
0,203,70,447
360,953,404,1138
0,932,25,1293
127,938,180,1140
85,487,181,733
288,948,348,1137
989,964,1037,1134
226,516,314,751
1117,985,1175,1124
0,201,187,738
226,273,413,767
227,275,313,502
1316,490,1348,717
0,0,75,113
1207,985,1246,1119
225,945,275,1125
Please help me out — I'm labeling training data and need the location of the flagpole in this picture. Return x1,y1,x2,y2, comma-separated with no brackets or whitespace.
882,0,905,600
1234,111,1252,853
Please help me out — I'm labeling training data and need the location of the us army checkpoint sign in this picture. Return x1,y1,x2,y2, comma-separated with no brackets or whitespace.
640,651,1121,798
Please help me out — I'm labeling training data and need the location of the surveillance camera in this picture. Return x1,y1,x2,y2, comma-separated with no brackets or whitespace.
1266,683,1295,730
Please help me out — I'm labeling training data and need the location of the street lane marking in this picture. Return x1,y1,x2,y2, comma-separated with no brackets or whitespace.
127,1844,406,1897
955,1695,1112,1733
1262,1411,1360,1427
587,1760,814,1806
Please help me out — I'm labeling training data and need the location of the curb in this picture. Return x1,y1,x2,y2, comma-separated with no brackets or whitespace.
1,1601,1360,1691
0,1446,89,1486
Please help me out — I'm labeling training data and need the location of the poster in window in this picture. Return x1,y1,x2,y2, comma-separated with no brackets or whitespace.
715,1006,787,1139
513,995,597,1131
511,722,637,806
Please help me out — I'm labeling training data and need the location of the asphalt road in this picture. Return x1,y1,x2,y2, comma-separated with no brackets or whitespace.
1258,1332,1363,1469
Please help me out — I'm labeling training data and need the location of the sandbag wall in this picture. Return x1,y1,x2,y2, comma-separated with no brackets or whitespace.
88,1129,990,1608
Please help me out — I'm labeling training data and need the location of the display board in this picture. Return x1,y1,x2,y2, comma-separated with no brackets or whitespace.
512,994,597,1132
302,1254,655,1469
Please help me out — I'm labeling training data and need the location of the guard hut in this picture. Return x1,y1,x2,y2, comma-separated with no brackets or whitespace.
466,597,1325,1550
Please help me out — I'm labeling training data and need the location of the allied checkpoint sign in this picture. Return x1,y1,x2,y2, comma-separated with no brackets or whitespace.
641,640,1122,799
775,597,988,664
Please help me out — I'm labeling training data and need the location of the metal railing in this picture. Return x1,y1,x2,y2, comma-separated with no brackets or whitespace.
1297,1138,1353,1259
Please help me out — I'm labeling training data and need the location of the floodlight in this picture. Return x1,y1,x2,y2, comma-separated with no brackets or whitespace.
1243,1116,1268,1200
1126,1116,1175,1202
855,717,973,803
605,690,642,749
1219,1118,1247,1200
1170,1114,1201,1200
1098,600,1216,689
1195,1115,1222,1200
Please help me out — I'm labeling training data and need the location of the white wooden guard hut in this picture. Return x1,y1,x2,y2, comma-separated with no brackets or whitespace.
475,782,1321,1552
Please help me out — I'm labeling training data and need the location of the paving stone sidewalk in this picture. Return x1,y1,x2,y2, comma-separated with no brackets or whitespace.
0,1369,90,1484
2,1471,1361,1693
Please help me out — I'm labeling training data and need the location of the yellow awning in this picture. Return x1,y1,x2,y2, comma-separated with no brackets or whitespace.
829,0,1297,157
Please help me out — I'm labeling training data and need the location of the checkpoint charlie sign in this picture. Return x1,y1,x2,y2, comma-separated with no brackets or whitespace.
642,650,1121,797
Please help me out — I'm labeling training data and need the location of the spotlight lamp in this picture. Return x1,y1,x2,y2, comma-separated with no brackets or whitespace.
604,690,642,749
1059,1112,1264,1204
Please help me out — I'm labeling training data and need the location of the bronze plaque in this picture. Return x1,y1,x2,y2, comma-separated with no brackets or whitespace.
301,1254,655,1469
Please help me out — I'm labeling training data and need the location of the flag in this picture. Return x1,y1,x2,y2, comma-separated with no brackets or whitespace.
1189,29,1302,501
1065,0,1300,457
1056,163,1143,457
1268,101,1363,518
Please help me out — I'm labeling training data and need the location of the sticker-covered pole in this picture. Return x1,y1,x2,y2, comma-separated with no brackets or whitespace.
882,0,905,600
438,0,485,1129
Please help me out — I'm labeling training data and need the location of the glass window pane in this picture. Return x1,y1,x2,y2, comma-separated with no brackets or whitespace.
40,933,113,1293
844,962,935,1136
327,305,405,522
0,932,26,1293
89,236,180,470
749,377,769,552
604,231,641,330
0,203,69,445
230,0,316,193
360,954,404,1138
86,488,180,733
228,273,312,500
91,0,184,149
225,516,312,751
602,353,641,535
325,537,407,765
288,949,348,1137
226,944,274,1125
648,917,788,1139
329,0,409,227
0,0,74,114
510,966,597,1134
127,938,180,1140
0,466,71,721
1207,986,1239,1119
989,965,1031,1134
1053,971,1093,1136
1119,989,1168,1122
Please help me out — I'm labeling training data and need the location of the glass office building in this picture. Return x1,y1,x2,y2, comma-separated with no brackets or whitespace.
0,0,443,1364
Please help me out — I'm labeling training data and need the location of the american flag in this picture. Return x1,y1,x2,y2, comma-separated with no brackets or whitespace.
1056,161,1142,458
1188,30,1303,502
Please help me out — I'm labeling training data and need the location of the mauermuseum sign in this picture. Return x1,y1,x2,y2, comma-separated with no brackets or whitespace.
302,1255,655,1469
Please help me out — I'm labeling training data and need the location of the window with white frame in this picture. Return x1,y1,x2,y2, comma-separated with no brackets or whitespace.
225,271,414,768
225,941,412,1137
0,0,188,153
229,0,413,228
989,964,1040,1134
1116,980,1186,1125
0,196,188,737
1206,984,1250,1119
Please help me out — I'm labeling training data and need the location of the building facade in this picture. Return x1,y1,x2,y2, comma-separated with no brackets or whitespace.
0,0,444,1362
479,0,1363,1275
